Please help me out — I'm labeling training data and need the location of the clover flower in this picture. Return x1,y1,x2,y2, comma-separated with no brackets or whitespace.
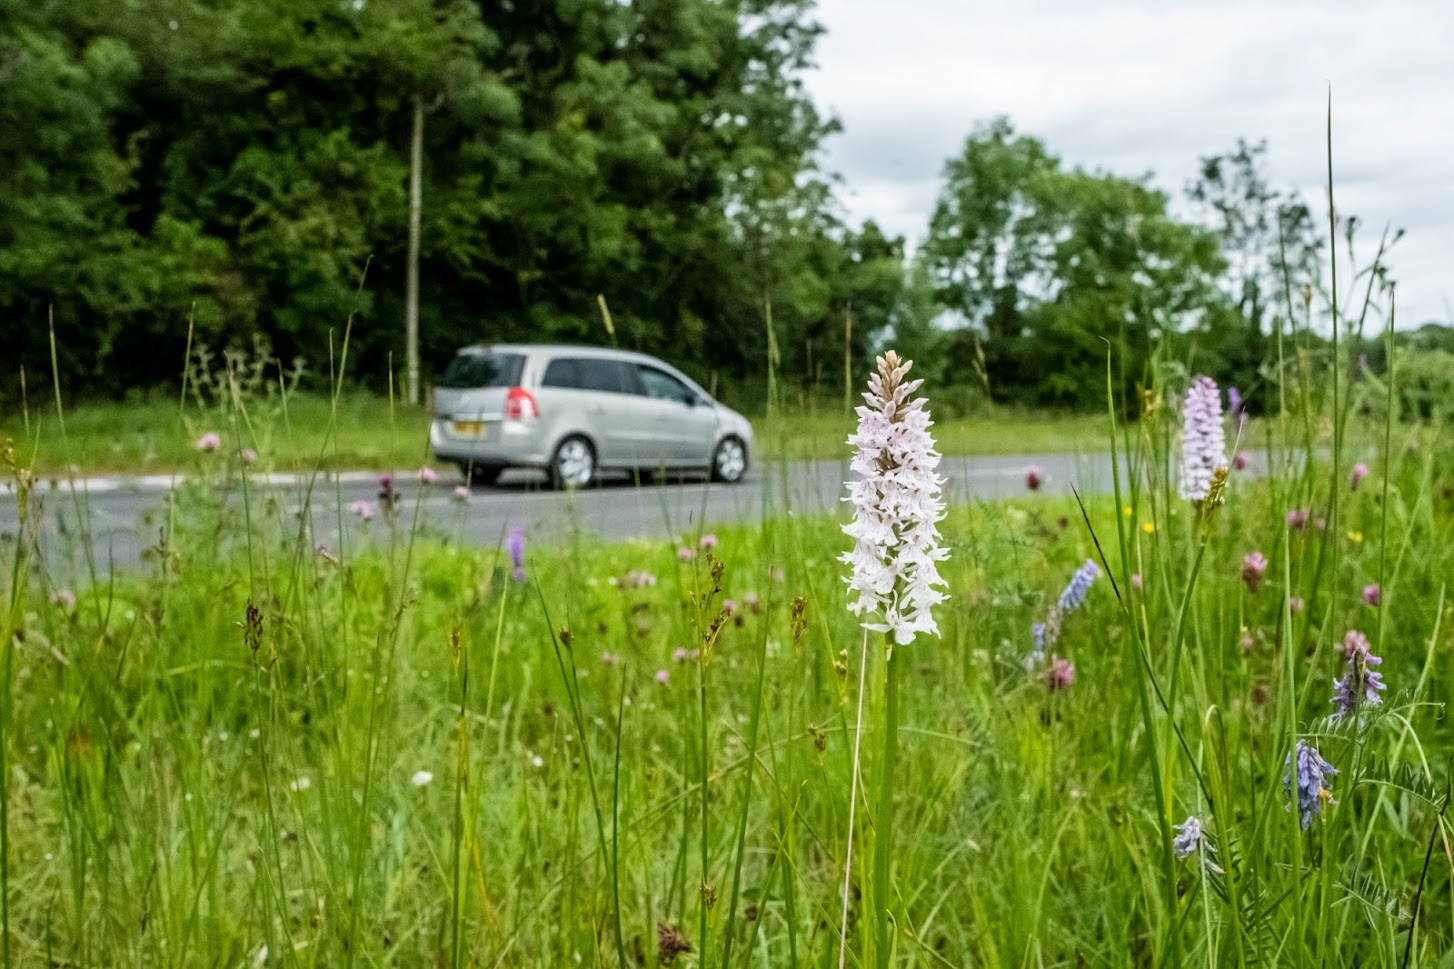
418,465,438,485
1286,508,1309,530
699,533,718,550
196,431,221,453
840,351,949,647
507,527,526,582
1241,552,1268,593
1339,629,1370,658
1350,462,1370,492
411,770,433,787
1045,655,1074,692
241,447,257,464
349,499,375,521
1331,633,1385,719
50,587,76,611
1233,451,1249,471
377,474,398,511
1024,466,1042,492
1179,376,1228,502
1362,584,1381,606
1284,740,1337,829
453,485,470,502
655,669,670,685
676,546,695,562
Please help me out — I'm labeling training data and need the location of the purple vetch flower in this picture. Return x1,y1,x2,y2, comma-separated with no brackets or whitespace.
1024,466,1042,491
196,431,221,453
841,351,949,647
1227,387,1241,416
1172,815,1205,859
1057,559,1100,614
50,587,76,611
1350,463,1370,492
1172,816,1224,873
1241,552,1268,593
1179,376,1228,502
1045,656,1074,692
1362,584,1381,606
1233,451,1249,471
507,527,526,582
1284,740,1337,829
1286,508,1309,530
1030,621,1049,658
1331,633,1384,719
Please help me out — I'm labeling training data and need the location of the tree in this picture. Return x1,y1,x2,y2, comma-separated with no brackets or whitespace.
1185,138,1322,406
921,118,1226,409
1,0,869,406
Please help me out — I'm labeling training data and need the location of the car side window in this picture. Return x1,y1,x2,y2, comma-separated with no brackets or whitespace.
543,357,635,394
637,366,696,405
541,358,582,389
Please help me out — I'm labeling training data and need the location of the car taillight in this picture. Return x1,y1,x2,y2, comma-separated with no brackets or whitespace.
504,386,538,420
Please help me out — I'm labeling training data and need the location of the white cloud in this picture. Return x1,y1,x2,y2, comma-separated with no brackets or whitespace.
807,0,1453,325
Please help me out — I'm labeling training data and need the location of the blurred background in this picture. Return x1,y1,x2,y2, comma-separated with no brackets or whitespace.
2,0,1446,419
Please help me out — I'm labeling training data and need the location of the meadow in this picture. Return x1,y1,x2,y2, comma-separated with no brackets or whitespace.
2,335,1451,968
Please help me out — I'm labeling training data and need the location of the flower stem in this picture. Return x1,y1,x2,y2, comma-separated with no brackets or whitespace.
874,641,901,968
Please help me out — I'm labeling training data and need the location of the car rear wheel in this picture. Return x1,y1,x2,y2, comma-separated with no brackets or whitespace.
550,436,596,490
711,436,748,483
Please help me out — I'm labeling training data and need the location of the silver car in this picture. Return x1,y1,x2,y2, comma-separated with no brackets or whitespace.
429,344,753,488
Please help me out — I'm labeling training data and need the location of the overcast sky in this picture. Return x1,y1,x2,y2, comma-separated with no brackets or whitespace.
805,0,1453,327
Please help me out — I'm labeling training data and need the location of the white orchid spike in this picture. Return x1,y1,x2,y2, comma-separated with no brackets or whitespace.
840,351,949,648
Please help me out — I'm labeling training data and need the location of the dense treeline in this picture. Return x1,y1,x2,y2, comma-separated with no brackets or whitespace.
3,0,901,400
0,0,1428,411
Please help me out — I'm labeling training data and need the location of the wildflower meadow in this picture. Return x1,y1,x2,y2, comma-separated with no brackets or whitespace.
4,334,1454,967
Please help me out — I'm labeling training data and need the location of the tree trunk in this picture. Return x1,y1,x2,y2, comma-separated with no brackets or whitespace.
405,98,424,405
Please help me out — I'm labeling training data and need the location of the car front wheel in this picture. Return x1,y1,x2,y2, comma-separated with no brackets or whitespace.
710,436,748,483
550,435,596,490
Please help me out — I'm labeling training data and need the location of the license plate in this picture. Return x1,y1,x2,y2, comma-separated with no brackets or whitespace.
451,420,485,438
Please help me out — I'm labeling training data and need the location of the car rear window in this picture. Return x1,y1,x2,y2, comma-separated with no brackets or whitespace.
439,351,525,389
541,357,637,394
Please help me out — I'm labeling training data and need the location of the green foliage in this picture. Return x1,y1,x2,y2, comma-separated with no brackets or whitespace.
921,118,1228,409
2,0,897,402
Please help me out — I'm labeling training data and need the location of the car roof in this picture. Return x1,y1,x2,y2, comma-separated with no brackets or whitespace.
457,343,676,367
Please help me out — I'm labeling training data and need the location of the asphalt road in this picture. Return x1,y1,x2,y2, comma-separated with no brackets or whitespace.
2,452,1197,581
